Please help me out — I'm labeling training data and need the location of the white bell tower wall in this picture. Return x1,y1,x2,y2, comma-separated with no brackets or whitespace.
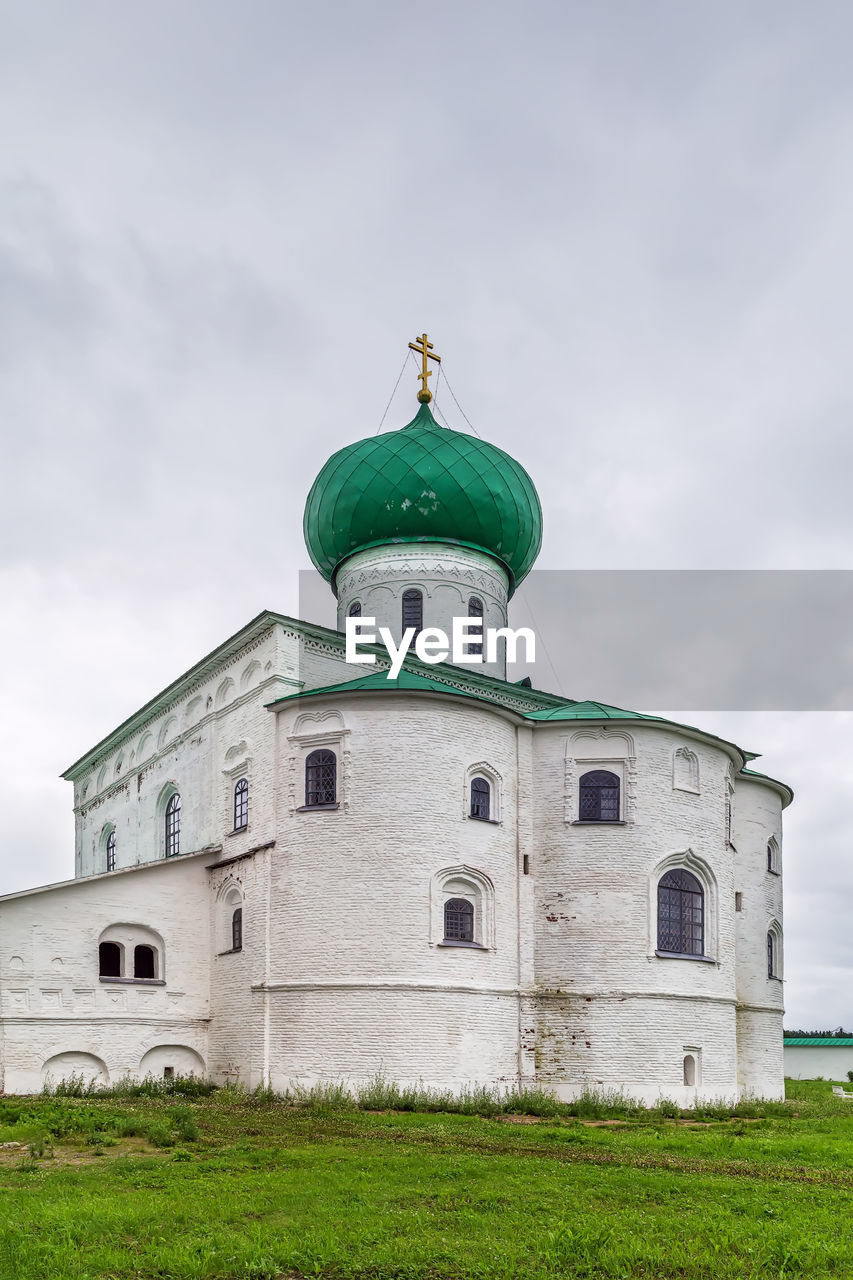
335,542,511,679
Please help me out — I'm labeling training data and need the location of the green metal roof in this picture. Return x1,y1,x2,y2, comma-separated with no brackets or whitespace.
525,699,668,723
783,1038,853,1047
303,402,543,593
266,667,530,711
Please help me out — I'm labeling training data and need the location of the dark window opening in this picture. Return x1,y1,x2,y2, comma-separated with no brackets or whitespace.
234,778,249,831
467,596,484,655
105,830,116,873
305,749,337,806
444,897,474,943
165,792,181,857
402,588,423,637
657,868,704,956
348,601,362,618
232,906,243,952
134,944,156,980
767,841,775,871
578,770,620,822
767,932,776,978
99,941,122,978
470,776,491,820
163,1065,175,1079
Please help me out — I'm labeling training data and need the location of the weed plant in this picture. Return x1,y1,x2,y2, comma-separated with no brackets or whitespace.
43,1069,843,1123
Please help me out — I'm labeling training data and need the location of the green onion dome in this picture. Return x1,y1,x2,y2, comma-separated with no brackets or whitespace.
303,402,543,594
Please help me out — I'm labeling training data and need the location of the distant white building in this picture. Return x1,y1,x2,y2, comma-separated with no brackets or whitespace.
0,349,791,1103
783,1038,853,1080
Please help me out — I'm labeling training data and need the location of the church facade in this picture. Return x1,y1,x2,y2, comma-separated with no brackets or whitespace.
0,347,790,1103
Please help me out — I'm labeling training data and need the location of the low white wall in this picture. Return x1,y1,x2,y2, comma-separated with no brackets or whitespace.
784,1046,853,1080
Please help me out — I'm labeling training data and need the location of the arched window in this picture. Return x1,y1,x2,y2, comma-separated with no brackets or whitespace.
105,829,116,873
348,601,362,618
232,907,243,952
233,778,249,831
470,776,490,820
657,869,704,956
467,596,484,656
579,770,620,822
98,941,122,978
766,837,779,873
444,897,474,943
305,749,336,806
767,932,775,978
402,588,423,636
134,944,156,979
165,793,181,857
683,1054,696,1086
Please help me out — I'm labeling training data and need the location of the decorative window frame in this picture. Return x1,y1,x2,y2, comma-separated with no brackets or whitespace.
222,740,253,836
98,923,166,985
648,848,719,963
463,762,502,824
683,1046,702,1087
287,711,350,814
430,864,495,951
564,730,636,825
672,747,700,794
216,879,245,955
767,918,783,980
100,823,116,873
766,835,781,875
156,782,182,860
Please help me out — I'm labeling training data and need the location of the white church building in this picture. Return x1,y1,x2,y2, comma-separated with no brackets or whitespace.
0,341,790,1103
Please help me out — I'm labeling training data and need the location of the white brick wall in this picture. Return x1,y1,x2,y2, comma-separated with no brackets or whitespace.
0,619,788,1101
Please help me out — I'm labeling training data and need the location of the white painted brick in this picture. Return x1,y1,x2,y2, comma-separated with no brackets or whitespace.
0,620,787,1102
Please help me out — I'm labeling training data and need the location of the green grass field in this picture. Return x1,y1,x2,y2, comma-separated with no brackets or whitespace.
0,1078,851,1279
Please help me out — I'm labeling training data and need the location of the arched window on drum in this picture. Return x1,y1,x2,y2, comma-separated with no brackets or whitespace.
401,588,423,637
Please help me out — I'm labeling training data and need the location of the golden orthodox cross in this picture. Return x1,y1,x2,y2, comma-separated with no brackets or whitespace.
408,332,441,403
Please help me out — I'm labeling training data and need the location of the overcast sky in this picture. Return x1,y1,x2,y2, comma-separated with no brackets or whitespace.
2,1,852,1030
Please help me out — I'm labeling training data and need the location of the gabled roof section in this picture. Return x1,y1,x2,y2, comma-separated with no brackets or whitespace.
62,609,315,780
61,609,567,780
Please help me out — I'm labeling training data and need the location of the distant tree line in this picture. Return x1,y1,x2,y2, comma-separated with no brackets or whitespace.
784,1028,852,1038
